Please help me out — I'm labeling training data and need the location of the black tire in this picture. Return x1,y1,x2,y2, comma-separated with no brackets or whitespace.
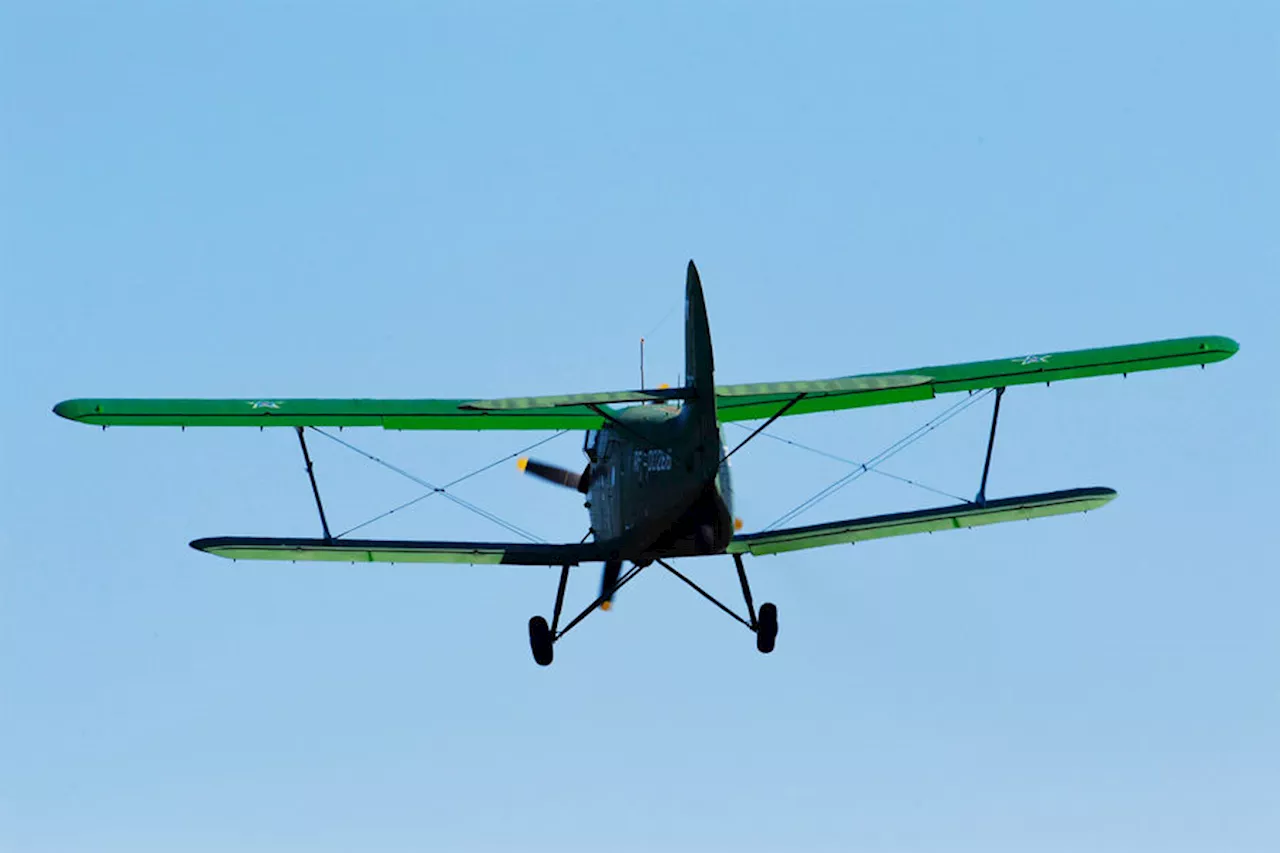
528,615,554,666
756,602,778,654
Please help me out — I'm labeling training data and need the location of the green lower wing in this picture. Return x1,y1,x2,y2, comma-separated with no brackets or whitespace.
53,398,605,430
192,536,605,565
715,335,1237,422
729,487,1117,556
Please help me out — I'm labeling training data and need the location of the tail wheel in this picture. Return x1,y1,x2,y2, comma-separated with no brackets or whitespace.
756,602,778,654
528,615,554,666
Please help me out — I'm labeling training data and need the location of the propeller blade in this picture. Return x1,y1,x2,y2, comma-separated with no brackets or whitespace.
599,561,621,610
518,457,591,493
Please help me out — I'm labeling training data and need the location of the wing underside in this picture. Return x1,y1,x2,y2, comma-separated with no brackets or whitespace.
191,536,607,565
729,487,1118,556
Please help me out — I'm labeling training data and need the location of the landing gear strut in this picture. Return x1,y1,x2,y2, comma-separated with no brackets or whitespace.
528,563,570,667
738,552,777,654
658,553,778,655
528,553,776,665
527,560,647,666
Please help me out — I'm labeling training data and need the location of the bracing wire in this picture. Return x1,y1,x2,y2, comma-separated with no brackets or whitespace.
332,430,569,538
310,427,565,543
727,423,969,504
763,389,994,531
642,300,682,339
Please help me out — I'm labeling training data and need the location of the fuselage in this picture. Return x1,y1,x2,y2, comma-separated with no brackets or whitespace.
577,258,734,569
585,403,734,564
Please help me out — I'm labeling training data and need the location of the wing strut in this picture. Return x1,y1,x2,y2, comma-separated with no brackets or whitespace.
975,387,1005,505
719,393,807,464
296,427,333,541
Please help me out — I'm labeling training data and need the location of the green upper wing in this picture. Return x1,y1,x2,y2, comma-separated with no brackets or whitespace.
714,335,1238,422
729,487,1117,556
53,335,1236,430
53,397,607,430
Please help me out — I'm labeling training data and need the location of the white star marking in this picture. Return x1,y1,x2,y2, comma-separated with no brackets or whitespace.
249,400,281,409
1013,355,1052,366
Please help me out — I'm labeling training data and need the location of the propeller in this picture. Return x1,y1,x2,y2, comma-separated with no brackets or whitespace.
519,455,612,609
518,457,592,494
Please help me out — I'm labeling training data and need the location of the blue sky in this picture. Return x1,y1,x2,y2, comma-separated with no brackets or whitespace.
2,3,1276,851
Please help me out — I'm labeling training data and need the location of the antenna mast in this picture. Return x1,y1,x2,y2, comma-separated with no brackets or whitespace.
639,337,645,390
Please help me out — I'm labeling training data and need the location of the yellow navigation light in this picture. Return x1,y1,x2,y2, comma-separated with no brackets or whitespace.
600,601,612,611
517,456,529,471
734,517,744,531
657,383,670,390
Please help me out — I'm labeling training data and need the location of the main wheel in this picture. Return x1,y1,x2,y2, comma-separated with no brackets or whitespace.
528,615,554,666
756,602,778,654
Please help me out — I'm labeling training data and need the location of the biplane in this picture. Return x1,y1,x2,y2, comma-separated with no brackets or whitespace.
55,262,1237,665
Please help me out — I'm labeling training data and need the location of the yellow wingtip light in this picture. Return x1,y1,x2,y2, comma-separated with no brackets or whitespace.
517,457,528,472
658,383,670,390
734,517,744,531
600,601,612,611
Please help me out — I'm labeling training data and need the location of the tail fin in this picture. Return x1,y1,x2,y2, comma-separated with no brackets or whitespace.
685,260,715,398
683,260,719,437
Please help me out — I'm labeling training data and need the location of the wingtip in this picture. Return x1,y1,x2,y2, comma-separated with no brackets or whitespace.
53,399,81,421
1194,335,1240,360
1084,486,1119,507
190,538,238,559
